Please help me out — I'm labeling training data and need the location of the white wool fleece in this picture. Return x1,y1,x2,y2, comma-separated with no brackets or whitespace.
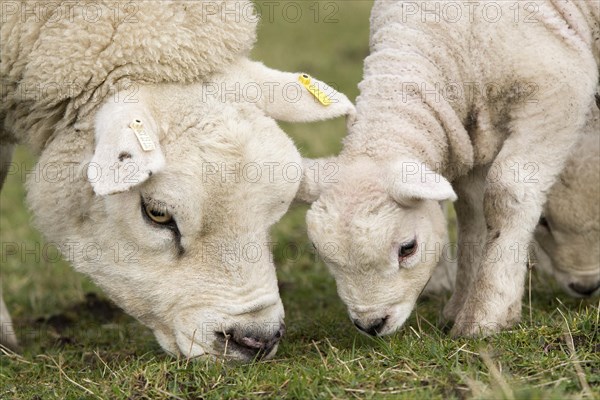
1,0,257,152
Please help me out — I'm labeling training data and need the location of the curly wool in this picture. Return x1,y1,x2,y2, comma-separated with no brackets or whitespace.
342,0,599,180
1,0,257,152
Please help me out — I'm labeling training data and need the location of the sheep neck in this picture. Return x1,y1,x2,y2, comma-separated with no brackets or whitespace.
341,1,475,180
341,72,474,181
345,85,442,159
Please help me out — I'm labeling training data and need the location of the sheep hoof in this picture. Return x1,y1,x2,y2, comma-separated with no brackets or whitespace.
450,305,521,337
450,319,502,337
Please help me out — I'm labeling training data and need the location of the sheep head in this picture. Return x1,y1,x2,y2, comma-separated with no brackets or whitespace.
26,62,355,360
301,157,455,336
533,127,600,298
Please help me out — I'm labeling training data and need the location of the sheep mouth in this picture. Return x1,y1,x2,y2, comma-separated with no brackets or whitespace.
175,333,258,362
213,330,281,361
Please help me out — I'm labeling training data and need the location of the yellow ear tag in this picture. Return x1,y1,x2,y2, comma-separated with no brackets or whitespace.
298,73,332,106
130,119,156,152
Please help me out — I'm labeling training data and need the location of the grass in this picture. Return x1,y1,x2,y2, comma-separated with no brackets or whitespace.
1,1,599,398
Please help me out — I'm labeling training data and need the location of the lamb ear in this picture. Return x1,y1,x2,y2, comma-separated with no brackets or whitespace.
239,59,356,123
88,100,165,196
387,161,457,203
295,158,338,203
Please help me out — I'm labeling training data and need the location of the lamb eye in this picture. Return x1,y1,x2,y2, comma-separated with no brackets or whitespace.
143,202,173,225
398,238,417,260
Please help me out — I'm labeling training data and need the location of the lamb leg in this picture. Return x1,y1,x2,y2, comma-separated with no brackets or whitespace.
0,143,20,352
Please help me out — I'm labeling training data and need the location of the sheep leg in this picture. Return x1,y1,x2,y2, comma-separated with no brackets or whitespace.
443,166,488,321
451,105,587,336
0,290,19,352
0,143,20,352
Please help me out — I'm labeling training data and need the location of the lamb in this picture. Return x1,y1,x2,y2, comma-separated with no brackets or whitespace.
533,100,600,298
298,0,599,337
0,1,354,359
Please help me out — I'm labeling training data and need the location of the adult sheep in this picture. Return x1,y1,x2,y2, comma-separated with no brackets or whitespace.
298,0,599,337
0,1,354,359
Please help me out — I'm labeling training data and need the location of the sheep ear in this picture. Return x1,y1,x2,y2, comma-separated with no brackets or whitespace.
240,60,356,123
295,158,337,203
387,161,457,203
88,100,165,196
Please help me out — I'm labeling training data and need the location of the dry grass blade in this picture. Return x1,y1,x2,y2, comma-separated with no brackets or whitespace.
185,328,197,368
325,338,352,374
93,350,119,380
154,387,185,400
464,375,486,398
528,254,533,325
596,300,600,326
479,350,514,400
312,340,328,370
0,345,31,364
557,309,594,398
38,354,103,400
447,344,467,359
409,326,421,339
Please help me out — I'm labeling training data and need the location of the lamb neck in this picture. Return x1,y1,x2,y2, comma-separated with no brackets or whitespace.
342,1,474,180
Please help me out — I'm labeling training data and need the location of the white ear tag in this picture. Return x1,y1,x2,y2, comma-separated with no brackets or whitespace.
130,119,156,151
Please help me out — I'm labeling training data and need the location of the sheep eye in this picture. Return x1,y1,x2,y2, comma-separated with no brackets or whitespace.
398,238,417,261
143,200,173,225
